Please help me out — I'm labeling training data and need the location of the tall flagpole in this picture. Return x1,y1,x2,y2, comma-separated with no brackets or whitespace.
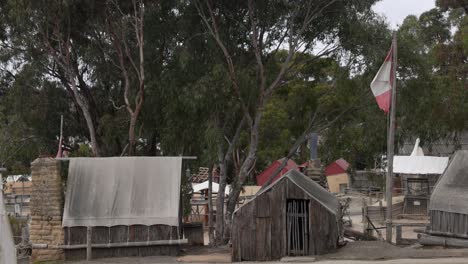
385,32,397,243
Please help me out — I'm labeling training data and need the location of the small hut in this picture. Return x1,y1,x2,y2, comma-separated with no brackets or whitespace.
428,150,468,238
232,170,340,261
325,158,350,193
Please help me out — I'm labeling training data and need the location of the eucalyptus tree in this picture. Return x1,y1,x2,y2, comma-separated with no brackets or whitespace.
194,0,383,241
396,5,467,149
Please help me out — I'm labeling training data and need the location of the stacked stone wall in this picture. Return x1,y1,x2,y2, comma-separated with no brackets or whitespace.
30,158,65,263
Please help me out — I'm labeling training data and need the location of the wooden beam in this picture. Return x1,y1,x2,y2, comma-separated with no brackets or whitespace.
35,239,189,249
418,233,468,248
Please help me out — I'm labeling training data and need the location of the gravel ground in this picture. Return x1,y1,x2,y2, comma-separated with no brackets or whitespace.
313,258,468,264
22,241,468,263
316,241,468,261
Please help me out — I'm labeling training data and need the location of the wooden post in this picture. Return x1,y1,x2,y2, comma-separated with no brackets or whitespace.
208,166,214,245
361,198,367,223
395,225,402,245
385,31,398,243
362,198,368,236
86,226,92,261
379,200,384,224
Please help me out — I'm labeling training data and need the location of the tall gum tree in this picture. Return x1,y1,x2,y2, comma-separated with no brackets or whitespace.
105,0,147,156
194,0,380,241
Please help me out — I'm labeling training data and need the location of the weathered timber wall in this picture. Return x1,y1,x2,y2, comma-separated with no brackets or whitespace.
429,210,468,238
63,225,180,260
30,158,65,263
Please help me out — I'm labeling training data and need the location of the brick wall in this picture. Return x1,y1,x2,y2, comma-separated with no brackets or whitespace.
30,158,65,262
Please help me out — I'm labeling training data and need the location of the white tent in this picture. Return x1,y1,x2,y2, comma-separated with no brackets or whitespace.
410,138,425,156
1,191,17,264
192,181,231,195
394,138,449,175
393,156,448,175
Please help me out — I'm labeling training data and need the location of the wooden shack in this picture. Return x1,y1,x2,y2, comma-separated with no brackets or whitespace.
232,170,340,261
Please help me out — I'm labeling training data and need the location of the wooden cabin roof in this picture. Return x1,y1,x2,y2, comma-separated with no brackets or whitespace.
240,170,340,216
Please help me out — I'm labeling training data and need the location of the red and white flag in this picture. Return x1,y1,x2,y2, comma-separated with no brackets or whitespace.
370,45,394,113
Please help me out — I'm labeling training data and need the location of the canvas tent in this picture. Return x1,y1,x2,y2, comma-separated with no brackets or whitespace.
393,138,449,215
63,157,183,227
192,181,231,195
393,156,448,175
60,157,187,259
1,190,16,264
428,150,468,238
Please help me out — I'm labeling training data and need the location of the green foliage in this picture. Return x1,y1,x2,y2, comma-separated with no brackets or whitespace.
180,167,193,217
0,0,464,178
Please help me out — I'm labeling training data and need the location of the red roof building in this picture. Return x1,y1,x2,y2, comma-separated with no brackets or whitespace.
325,158,350,176
256,158,298,186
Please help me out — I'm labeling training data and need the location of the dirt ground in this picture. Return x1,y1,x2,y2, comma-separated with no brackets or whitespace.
317,241,468,261
17,240,468,263
343,192,429,243
25,194,468,263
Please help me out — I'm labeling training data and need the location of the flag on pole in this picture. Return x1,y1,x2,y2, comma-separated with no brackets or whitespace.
370,45,394,113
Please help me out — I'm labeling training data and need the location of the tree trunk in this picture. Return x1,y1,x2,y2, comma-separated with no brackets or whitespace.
67,71,101,157
128,114,137,156
215,155,227,244
82,106,101,157
223,113,261,240
214,116,245,245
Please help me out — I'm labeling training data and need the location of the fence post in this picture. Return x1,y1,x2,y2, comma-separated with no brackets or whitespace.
361,198,367,223
396,225,402,245
379,200,384,224
362,197,369,239
86,226,92,261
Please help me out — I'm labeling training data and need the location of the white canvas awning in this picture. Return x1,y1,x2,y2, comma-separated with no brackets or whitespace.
63,157,182,227
1,191,16,264
393,155,449,175
192,181,231,195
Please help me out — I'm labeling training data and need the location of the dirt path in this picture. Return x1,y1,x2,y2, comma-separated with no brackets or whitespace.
58,241,468,263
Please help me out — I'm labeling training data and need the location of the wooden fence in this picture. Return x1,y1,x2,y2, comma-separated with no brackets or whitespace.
364,201,404,224
63,225,183,260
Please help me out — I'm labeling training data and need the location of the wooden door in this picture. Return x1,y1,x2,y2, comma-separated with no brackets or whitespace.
287,199,309,256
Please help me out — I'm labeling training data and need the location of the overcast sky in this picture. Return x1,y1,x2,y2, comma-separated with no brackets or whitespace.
373,0,436,29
